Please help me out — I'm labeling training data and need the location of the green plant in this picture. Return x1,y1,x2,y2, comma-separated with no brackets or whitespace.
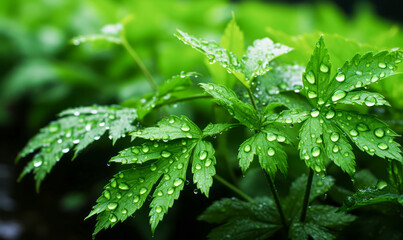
16,16,403,239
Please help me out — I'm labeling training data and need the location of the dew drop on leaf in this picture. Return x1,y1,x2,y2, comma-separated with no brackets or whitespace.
167,188,174,195
310,110,320,118
356,123,369,132
199,151,207,160
180,124,190,132
377,143,388,150
133,195,140,203
314,165,321,173
109,214,117,223
331,90,347,101
107,202,118,210
205,159,212,167
305,71,315,84
138,187,148,195
142,146,150,153
161,150,172,158
332,145,339,153
374,128,385,138
311,147,321,157
349,129,358,137
110,179,117,188
364,96,377,107
277,135,286,142
335,73,345,82
376,180,388,190
308,91,317,99
103,190,111,200
325,110,335,119
173,178,184,187
378,62,387,69
155,206,163,213
121,208,127,215
177,163,184,169
266,133,277,142
33,158,43,167
150,164,157,171
320,63,329,73
118,183,130,191
132,148,140,154
195,164,202,170
330,132,340,142
267,148,275,156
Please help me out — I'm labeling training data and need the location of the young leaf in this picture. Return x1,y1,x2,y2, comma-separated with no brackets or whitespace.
202,123,237,137
17,105,138,190
302,36,331,107
199,198,282,240
192,141,216,197
324,50,403,104
131,115,202,141
200,83,260,130
241,38,292,81
157,71,197,96
71,23,123,45
221,13,245,58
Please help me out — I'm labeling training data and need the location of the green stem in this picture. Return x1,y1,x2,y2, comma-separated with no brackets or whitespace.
300,168,314,222
264,172,288,228
214,174,253,203
246,88,257,110
121,32,158,91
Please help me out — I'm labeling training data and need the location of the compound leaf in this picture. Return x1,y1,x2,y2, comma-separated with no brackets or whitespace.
17,106,138,190
192,141,217,197
306,205,356,230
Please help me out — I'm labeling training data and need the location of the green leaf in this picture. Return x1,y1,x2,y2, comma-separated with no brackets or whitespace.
325,50,403,104
298,116,327,174
109,140,186,165
88,139,198,236
241,38,292,81
71,23,123,45
221,13,245,61
202,123,237,138
238,132,288,178
387,160,403,192
198,198,282,240
200,83,260,130
131,115,202,141
306,205,356,230
192,141,216,197
322,120,356,176
264,92,312,111
285,174,334,219
336,90,390,107
271,109,309,125
157,72,197,97
332,110,402,161
175,29,241,74
342,186,403,211
17,105,138,190
302,36,331,107
289,222,335,240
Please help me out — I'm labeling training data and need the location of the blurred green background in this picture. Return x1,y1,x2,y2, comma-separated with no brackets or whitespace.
1,0,402,239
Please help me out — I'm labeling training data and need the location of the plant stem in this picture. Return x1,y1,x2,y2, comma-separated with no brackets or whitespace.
264,172,288,228
246,88,258,110
300,168,314,222
214,174,253,203
121,33,158,91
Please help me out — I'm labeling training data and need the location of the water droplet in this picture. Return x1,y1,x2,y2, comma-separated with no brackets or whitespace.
173,178,184,187
356,123,369,132
267,148,275,156
167,188,174,195
103,190,111,200
116,193,122,199
49,124,60,133
378,62,387,69
317,180,323,186
157,191,163,197
349,129,358,137
121,208,128,215
310,110,320,118
335,73,345,82
374,128,385,138
150,164,157,171
305,71,315,84
110,179,117,188
312,147,321,157
109,214,117,223
244,144,252,153
331,90,347,101
277,135,286,142
133,195,140,203
177,163,183,169
73,139,80,144
364,96,377,107
195,164,202,170
332,145,339,153
320,64,329,73
155,206,163,213
205,159,212,167
330,132,340,142
94,136,100,141
139,187,147,195
325,110,335,119
314,165,322,173
85,124,92,131
355,81,363,88
142,146,150,153
199,151,207,160
132,148,140,154
285,118,292,124
118,183,130,190
33,158,43,167
376,180,388,190
161,150,172,158
377,143,388,150
308,91,317,99
62,148,70,153
355,71,362,75
180,124,190,132
107,202,118,210
266,133,277,142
